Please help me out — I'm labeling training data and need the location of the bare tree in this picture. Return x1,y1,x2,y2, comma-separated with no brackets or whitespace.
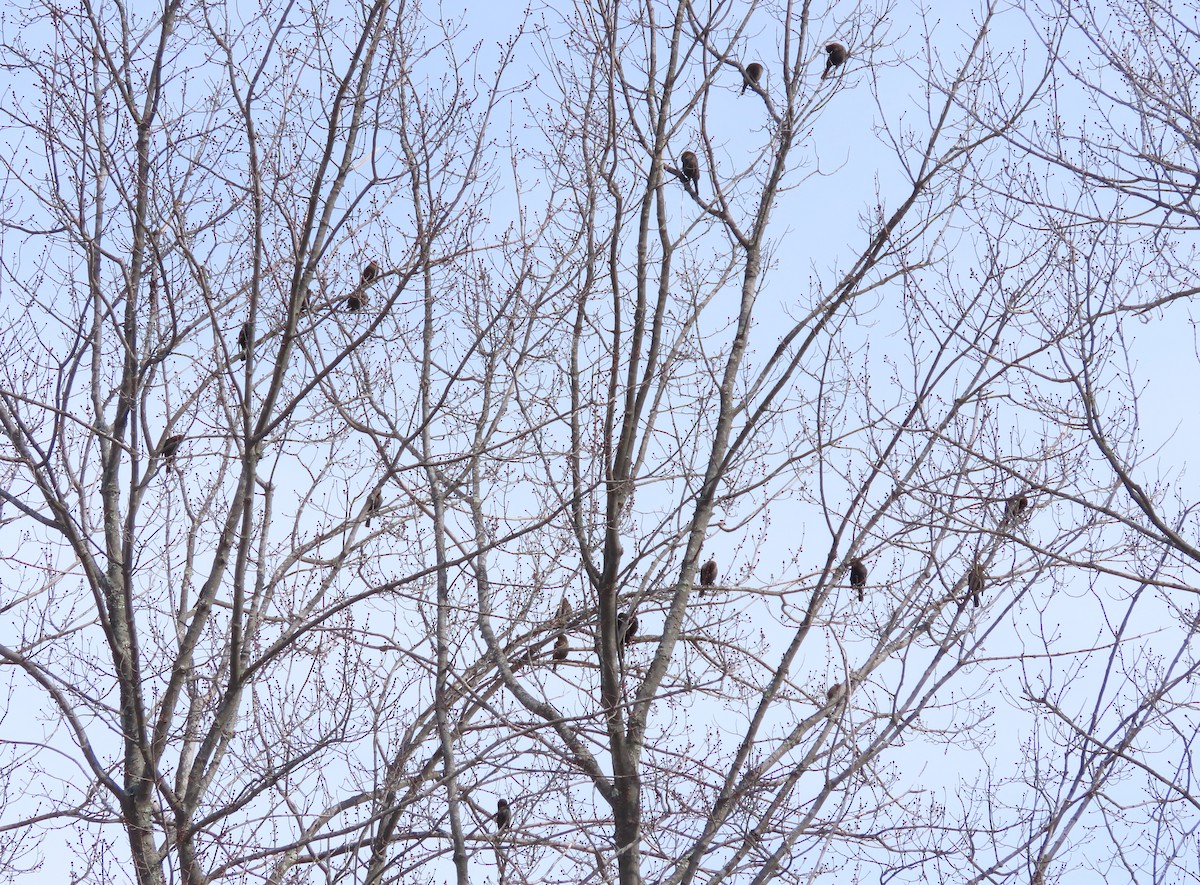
4,0,1197,883
0,1,538,883
463,2,1089,884
925,0,1200,880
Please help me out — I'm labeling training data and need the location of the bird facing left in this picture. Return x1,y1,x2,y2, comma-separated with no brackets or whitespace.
822,42,847,80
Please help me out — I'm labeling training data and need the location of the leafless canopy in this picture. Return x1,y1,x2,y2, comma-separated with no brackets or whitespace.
0,0,1198,884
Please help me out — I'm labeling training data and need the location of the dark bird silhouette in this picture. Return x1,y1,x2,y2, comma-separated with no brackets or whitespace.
347,261,379,310
699,557,717,594
495,798,511,831
616,609,638,649
556,596,572,628
1003,493,1029,524
553,633,568,669
680,150,700,192
366,489,382,527
827,681,844,702
236,322,250,358
822,42,847,80
968,562,985,608
742,61,763,94
849,557,868,602
160,434,185,472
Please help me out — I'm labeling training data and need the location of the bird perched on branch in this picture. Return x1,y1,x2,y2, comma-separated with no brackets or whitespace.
556,596,572,628
849,557,868,602
827,681,844,702
1003,493,1029,524
699,557,717,594
553,633,568,670
347,260,380,311
822,42,847,80
495,798,511,831
159,434,185,472
298,288,311,315
366,489,382,527
680,150,700,192
968,562,985,608
236,322,250,359
616,609,638,650
741,61,763,94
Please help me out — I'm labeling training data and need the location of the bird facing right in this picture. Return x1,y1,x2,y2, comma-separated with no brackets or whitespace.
160,434,185,471
1003,493,1029,524
680,150,700,191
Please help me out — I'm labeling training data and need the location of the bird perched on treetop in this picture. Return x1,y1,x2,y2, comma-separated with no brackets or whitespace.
553,633,568,670
822,42,847,80
361,260,380,285
849,557,868,602
366,489,382,527
742,61,763,94
1003,493,1029,524
160,434,185,472
968,561,985,608
680,151,700,192
699,557,717,594
495,798,511,831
